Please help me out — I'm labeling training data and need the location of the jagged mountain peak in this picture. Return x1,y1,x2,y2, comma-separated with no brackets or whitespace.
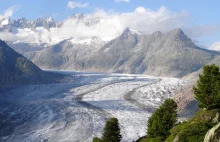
70,13,85,19
119,28,140,40
168,28,188,40
152,31,163,37
1,16,56,31
36,17,54,22
171,28,184,34
122,28,142,34
17,17,27,21
123,27,131,33
167,28,187,38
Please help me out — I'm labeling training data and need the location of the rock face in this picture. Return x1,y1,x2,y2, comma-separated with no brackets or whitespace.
174,56,220,119
0,39,67,89
24,28,219,77
0,39,42,87
0,17,56,32
0,39,41,74
204,123,220,142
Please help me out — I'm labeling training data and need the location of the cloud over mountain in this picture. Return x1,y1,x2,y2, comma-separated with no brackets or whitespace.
209,42,220,51
0,6,191,44
0,6,219,48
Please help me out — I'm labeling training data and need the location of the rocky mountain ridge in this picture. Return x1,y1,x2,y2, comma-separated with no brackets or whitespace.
0,17,56,32
22,28,220,77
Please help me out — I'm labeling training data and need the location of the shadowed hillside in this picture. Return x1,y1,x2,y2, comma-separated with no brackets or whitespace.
0,39,70,91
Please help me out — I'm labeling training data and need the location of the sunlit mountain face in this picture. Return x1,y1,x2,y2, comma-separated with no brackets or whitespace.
1,1,220,142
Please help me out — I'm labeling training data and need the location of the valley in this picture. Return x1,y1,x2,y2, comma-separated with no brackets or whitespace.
0,2,220,141
0,71,184,142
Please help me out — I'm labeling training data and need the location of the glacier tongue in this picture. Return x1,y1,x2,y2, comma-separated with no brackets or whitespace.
0,71,184,142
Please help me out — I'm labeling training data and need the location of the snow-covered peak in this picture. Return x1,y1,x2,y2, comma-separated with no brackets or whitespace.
121,28,143,36
46,17,53,22
36,17,54,23
69,37,106,47
70,14,85,20
129,28,143,35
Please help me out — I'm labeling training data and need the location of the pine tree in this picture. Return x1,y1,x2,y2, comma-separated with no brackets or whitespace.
92,137,102,142
193,64,220,109
147,99,177,141
101,117,122,142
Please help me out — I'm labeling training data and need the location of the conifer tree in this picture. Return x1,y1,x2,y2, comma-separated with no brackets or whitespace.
193,64,220,109
147,99,177,141
92,137,102,142
101,117,122,142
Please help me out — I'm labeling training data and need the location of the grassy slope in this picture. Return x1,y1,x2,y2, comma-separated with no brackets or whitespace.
138,109,219,142
165,109,219,142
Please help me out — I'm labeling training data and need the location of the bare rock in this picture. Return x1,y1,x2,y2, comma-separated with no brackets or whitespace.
204,123,220,142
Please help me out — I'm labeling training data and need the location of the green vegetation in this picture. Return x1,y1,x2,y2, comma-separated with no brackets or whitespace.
0,40,68,89
0,40,42,87
165,109,218,142
138,65,220,142
193,64,220,110
93,117,122,142
142,99,178,141
164,65,220,142
92,137,102,142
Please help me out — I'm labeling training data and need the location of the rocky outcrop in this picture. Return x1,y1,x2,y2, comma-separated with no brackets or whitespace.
0,39,69,90
174,56,220,119
204,113,220,142
204,123,220,142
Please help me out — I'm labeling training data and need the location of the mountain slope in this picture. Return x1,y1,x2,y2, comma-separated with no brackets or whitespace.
86,28,218,77
0,39,68,89
25,28,219,77
0,39,42,86
174,55,220,119
24,37,106,70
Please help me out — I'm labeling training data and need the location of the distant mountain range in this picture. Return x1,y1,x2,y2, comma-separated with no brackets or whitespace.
0,14,116,50
21,28,219,77
1,14,220,77
0,17,56,31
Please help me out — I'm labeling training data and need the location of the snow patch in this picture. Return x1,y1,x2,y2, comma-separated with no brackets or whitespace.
130,28,143,35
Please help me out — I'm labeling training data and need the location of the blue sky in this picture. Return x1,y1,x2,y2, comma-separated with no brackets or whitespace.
1,0,219,24
0,0,220,48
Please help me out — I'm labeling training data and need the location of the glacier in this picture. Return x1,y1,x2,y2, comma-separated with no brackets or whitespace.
0,71,184,142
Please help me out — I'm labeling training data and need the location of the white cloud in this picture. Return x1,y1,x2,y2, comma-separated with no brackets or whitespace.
0,6,17,26
115,0,130,3
0,5,219,47
135,7,146,13
45,6,191,43
67,1,88,9
209,42,220,51
0,6,191,44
